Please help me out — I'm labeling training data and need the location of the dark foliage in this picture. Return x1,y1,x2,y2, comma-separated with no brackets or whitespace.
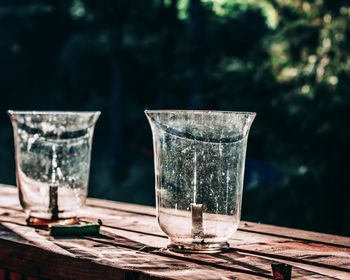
0,0,349,235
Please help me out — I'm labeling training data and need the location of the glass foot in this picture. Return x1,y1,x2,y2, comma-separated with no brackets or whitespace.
167,241,229,253
26,216,79,227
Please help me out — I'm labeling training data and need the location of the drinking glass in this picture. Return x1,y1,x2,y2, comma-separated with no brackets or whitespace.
146,110,255,253
8,111,100,226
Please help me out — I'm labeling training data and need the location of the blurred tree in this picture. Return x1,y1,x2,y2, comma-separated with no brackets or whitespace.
188,0,205,108
0,0,349,235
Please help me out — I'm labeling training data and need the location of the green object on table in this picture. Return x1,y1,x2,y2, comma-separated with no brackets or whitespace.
49,220,101,237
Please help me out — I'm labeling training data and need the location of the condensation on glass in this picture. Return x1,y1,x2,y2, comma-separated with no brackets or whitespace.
146,110,255,253
8,111,100,226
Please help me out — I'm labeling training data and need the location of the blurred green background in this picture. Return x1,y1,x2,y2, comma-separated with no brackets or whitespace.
1,0,349,236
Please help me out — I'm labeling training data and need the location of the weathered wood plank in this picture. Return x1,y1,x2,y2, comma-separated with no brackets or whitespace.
96,227,345,279
54,235,267,279
239,222,350,249
0,237,127,280
1,184,350,280
1,203,347,279
0,224,265,280
81,208,350,279
2,184,349,248
77,205,350,272
1,212,272,279
86,198,350,248
2,222,75,257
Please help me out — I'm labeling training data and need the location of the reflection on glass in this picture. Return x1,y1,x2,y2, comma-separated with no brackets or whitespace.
146,110,255,253
8,111,100,226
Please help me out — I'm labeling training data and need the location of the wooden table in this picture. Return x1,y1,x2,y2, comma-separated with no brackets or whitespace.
0,185,349,280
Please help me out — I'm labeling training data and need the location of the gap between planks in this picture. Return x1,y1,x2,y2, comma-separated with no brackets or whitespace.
86,198,350,249
2,184,349,249
1,210,347,279
1,185,350,279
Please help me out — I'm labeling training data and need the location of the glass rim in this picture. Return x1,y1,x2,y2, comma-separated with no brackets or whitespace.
144,109,256,116
8,110,101,116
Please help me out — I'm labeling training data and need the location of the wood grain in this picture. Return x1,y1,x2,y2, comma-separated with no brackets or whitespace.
1,184,350,280
87,197,350,248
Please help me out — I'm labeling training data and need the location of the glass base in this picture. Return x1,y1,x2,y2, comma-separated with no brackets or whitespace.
26,216,79,227
167,241,230,253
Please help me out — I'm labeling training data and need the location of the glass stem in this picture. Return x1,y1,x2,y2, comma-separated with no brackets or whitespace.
191,203,204,239
49,145,59,219
49,185,59,219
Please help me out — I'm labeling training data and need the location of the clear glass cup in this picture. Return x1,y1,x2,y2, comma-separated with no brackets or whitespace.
145,110,255,253
8,111,100,226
